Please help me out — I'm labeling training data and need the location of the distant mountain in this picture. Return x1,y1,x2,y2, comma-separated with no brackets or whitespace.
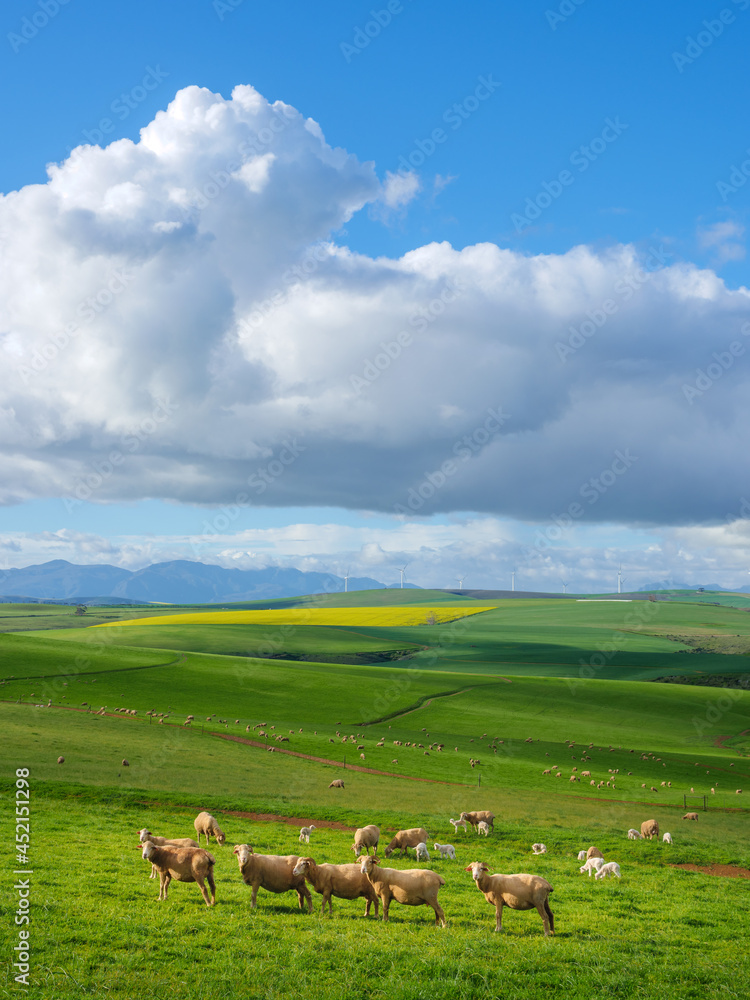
0,559,392,604
636,582,730,593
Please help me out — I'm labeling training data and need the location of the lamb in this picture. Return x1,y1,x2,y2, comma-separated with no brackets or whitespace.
434,843,456,859
477,821,491,836
465,861,554,936
359,855,446,926
682,812,699,821
531,843,547,854
627,829,643,840
233,844,312,912
449,817,468,834
459,810,495,834
299,825,316,844
579,857,605,876
384,827,429,858
137,829,201,878
193,811,226,846
141,840,216,906
328,779,345,789
292,856,379,916
662,832,673,844
594,861,621,879
415,842,430,861
577,850,587,861
351,824,380,858
640,819,659,840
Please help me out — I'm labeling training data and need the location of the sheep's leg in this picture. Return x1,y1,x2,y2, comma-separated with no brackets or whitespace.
494,902,503,932
536,901,553,936
195,874,212,907
544,899,555,934
298,885,312,913
433,901,446,927
250,884,259,908
321,892,332,916
381,892,391,922
149,863,157,880
206,870,216,906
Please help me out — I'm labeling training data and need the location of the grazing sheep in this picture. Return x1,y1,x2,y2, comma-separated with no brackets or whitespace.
465,861,554,936
193,811,226,846
531,843,547,855
137,829,201,877
359,855,446,926
233,844,312,912
682,812,699,821
662,832,673,844
384,827,429,859
351,825,380,858
141,841,215,906
292,856,379,916
459,810,495,834
359,753,365,760
579,857,605,876
594,861,621,879
122,759,130,767
577,850,587,861
477,821,491,837
449,817,468,834
434,843,456,860
57,756,64,764
737,789,742,795
415,842,430,861
329,779,345,789
586,846,604,860
640,819,659,840
627,829,643,840
299,825,316,844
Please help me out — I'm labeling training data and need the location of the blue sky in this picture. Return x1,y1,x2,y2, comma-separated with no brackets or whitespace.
1,0,749,592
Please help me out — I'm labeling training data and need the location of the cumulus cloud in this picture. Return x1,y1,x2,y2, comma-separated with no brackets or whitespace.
1,83,750,527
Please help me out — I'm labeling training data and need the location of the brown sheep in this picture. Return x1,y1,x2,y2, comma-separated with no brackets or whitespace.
682,812,699,821
465,861,554,936
293,857,379,916
459,810,495,833
384,828,429,859
193,811,226,846
234,845,312,912
641,819,659,839
141,841,215,906
328,779,345,788
359,855,446,926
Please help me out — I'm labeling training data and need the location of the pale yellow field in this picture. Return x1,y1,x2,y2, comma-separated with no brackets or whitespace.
92,605,498,628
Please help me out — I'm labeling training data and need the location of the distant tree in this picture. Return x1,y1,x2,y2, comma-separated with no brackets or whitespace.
75,604,87,615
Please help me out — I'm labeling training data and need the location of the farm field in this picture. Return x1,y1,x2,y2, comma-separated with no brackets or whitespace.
1,592,748,998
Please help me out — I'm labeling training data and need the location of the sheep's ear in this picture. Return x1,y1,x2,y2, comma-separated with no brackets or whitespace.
464,865,474,871
233,845,240,855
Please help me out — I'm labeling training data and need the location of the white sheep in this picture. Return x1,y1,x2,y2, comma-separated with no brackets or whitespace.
627,828,643,840
434,843,456,860
234,844,312,912
141,841,216,906
193,811,226,846
662,832,673,844
579,857,605,876
477,820,490,836
465,861,554,936
594,861,621,879
577,850,587,861
359,855,446,926
292,856,379,916
449,817,468,834
531,843,547,854
299,825,316,844
415,842,430,861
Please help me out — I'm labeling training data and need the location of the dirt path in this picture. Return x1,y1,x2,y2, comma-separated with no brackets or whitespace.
672,863,750,879
214,733,472,786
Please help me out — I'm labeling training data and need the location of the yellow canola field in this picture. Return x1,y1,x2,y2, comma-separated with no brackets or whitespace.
93,605,497,629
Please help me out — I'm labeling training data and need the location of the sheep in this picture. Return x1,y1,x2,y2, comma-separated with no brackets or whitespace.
57,756,64,764
299,825,316,844
531,843,547,854
449,817,468,834
465,861,554,936
384,827,429,859
627,828,643,840
434,843,456,860
577,850,587,861
193,811,226,846
329,779,345,789
579,857,605,876
662,832,673,844
359,753,365,760
595,862,621,879
122,759,130,767
415,842,430,861
359,855,446,926
233,844,312,912
460,810,495,834
292,856,379,916
477,821,490,837
682,812,699,821
351,825,380,858
137,829,201,878
586,846,604,860
640,819,659,840
141,841,215,906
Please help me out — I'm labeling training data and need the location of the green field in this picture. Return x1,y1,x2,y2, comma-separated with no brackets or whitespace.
1,591,749,998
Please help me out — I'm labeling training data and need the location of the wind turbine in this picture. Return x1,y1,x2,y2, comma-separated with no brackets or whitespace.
457,574,466,591
511,569,516,593
561,579,569,595
617,564,624,595
343,569,350,593
399,564,408,589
